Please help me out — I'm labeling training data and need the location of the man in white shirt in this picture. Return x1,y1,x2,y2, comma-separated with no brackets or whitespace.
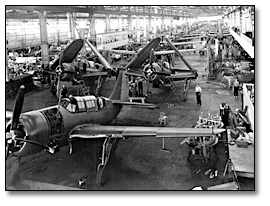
195,84,202,105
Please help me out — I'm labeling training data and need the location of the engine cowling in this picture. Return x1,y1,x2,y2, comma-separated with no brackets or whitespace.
143,63,162,82
6,111,50,157
57,63,76,82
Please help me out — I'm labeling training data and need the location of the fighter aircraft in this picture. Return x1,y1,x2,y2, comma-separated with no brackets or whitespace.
125,37,200,101
44,36,162,97
6,67,225,186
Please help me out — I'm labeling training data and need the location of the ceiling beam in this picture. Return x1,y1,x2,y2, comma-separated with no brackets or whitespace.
6,5,190,18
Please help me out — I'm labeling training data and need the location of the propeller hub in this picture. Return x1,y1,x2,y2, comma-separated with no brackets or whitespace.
143,63,161,82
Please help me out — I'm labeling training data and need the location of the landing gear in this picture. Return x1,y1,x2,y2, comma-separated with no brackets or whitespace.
183,78,191,102
96,76,107,96
96,136,118,186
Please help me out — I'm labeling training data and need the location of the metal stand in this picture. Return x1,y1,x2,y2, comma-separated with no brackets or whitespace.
160,138,171,152
223,158,241,190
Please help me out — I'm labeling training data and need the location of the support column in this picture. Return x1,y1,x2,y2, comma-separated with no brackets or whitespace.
105,14,110,33
161,16,164,32
89,14,96,39
6,40,9,82
136,16,140,42
67,12,75,40
170,17,173,36
148,16,152,38
56,16,60,46
118,15,122,31
153,18,157,37
128,15,132,35
143,16,147,39
38,11,49,68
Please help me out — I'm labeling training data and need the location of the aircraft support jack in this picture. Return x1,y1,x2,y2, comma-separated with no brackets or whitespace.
163,80,181,103
96,76,107,96
160,138,171,153
96,136,116,186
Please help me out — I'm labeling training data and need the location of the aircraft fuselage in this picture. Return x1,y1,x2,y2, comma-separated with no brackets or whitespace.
6,97,122,157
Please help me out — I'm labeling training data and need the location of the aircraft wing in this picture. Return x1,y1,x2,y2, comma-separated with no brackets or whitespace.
82,72,108,78
124,70,144,77
112,100,157,109
154,49,199,55
68,124,226,140
165,72,197,80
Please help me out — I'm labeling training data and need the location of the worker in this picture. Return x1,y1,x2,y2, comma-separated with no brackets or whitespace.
233,78,240,98
137,77,144,97
69,95,77,112
61,85,67,98
195,84,202,105
50,82,57,97
186,137,200,161
220,103,225,117
222,104,231,128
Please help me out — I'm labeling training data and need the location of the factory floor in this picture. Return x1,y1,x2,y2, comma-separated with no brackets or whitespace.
6,53,254,190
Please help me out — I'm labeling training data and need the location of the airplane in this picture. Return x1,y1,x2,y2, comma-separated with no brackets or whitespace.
6,68,225,187
5,37,163,157
43,39,111,97
44,37,162,97
125,37,200,101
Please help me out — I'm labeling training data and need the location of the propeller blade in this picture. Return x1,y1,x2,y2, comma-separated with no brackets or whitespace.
149,48,154,66
50,39,84,70
11,85,25,130
59,51,63,67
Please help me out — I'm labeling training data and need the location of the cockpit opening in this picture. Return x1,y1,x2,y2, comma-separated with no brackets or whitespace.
60,95,105,113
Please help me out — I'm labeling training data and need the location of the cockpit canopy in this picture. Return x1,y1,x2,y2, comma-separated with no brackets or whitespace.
60,95,106,113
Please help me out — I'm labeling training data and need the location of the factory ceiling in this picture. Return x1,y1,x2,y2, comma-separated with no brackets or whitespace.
6,5,229,19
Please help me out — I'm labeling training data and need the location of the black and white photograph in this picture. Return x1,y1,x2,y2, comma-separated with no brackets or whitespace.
5,5,256,192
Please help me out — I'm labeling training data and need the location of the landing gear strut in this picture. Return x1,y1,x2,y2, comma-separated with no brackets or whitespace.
183,78,191,102
96,136,117,186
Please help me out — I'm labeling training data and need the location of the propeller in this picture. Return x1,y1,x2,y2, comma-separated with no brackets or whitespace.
11,85,25,130
6,85,25,157
143,49,157,82
6,85,59,157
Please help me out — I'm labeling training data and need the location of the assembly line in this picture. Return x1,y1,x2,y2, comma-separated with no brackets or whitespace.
5,6,255,191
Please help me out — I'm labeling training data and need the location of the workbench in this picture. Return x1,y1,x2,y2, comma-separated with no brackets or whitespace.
227,129,254,178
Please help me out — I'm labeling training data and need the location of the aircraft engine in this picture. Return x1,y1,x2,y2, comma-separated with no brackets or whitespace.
57,63,76,82
6,111,51,157
143,62,162,82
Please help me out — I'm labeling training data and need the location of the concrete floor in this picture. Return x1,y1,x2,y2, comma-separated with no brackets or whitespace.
6,52,254,190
